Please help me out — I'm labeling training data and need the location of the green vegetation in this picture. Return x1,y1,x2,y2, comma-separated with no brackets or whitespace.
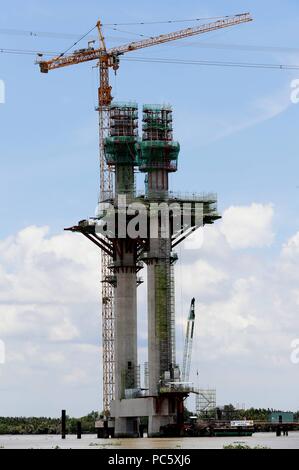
0,406,298,435
224,442,271,450
0,411,100,435
199,404,297,422
220,404,270,421
89,440,121,447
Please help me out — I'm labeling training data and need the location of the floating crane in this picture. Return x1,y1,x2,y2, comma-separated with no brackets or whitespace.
182,298,196,383
37,12,252,417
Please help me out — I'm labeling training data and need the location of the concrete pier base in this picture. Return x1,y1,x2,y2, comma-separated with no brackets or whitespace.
148,415,174,437
111,397,176,437
114,417,139,438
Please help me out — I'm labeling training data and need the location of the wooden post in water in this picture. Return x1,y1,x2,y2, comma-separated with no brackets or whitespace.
77,421,82,439
61,409,66,439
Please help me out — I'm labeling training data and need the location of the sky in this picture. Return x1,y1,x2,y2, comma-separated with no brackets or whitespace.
0,0,299,417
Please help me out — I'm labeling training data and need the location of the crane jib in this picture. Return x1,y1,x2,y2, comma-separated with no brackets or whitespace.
38,12,252,73
107,13,252,56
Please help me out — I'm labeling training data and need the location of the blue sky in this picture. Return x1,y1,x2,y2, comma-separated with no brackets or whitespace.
0,0,298,241
0,1,299,417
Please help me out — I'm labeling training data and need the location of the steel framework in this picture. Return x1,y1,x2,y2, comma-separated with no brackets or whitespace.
98,102,114,415
196,389,217,413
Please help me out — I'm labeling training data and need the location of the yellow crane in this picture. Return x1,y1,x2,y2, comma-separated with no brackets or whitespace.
37,12,252,417
39,13,252,105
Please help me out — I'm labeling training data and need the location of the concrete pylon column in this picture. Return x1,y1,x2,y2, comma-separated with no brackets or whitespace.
114,269,138,436
115,166,135,196
104,102,140,437
147,239,173,397
147,262,159,397
114,271,137,399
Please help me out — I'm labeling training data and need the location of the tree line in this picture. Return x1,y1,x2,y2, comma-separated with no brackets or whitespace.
199,405,299,422
0,411,100,435
0,408,298,434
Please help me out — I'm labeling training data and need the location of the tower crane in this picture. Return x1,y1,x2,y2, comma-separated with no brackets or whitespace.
182,298,196,383
37,12,252,417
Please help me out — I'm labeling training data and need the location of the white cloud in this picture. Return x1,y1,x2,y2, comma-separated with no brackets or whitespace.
178,259,229,298
48,317,80,342
281,231,299,258
220,203,274,249
175,205,299,409
64,368,89,385
0,225,102,414
0,226,101,306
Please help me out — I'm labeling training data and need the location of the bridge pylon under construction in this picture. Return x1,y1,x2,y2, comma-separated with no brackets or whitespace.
66,102,220,437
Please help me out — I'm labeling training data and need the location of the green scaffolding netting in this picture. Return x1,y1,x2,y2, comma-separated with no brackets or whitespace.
137,141,180,165
104,136,138,165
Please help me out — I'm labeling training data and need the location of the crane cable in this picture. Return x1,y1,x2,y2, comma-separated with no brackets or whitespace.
0,16,245,39
102,15,240,26
103,26,149,38
1,25,299,55
122,56,299,71
57,24,97,58
0,47,57,56
1,48,299,71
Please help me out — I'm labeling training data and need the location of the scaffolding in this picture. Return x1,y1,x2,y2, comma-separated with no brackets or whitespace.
105,102,138,166
138,104,179,172
110,102,138,137
98,103,114,417
136,364,141,389
138,141,180,171
170,255,176,368
104,102,139,197
142,104,173,141
154,237,177,384
144,361,149,390
196,389,217,414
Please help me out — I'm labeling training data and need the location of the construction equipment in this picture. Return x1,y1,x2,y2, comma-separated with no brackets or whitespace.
37,12,252,418
182,298,195,383
38,14,252,109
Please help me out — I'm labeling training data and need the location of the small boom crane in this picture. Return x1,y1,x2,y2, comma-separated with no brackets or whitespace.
182,298,195,383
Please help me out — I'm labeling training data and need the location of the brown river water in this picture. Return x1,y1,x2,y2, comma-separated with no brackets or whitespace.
1,432,299,449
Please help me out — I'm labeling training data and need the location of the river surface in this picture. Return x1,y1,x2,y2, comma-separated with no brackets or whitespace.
0,432,299,449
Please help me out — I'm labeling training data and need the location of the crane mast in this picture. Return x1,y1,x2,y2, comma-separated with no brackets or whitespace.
182,298,195,383
96,26,115,417
98,98,114,416
37,12,252,417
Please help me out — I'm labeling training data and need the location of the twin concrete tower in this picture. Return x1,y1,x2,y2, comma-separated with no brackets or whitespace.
67,102,219,437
